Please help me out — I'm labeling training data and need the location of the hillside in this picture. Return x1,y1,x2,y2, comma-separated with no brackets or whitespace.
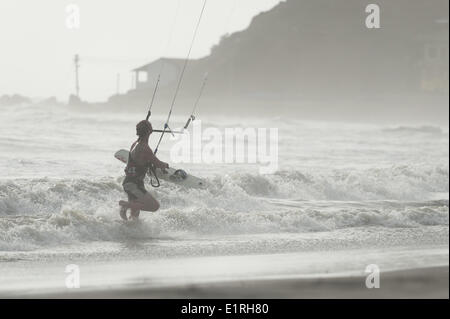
115,0,449,123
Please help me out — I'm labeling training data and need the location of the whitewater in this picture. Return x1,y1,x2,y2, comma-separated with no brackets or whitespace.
0,103,448,295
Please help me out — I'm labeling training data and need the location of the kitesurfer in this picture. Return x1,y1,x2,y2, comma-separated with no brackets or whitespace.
119,120,169,220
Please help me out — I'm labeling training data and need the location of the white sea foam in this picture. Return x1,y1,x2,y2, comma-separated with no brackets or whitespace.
0,104,448,253
0,171,448,250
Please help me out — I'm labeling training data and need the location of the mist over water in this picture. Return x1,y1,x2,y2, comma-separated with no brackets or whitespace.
0,0,448,297
0,103,448,255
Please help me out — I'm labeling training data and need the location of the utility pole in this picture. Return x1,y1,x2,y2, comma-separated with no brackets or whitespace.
74,54,80,98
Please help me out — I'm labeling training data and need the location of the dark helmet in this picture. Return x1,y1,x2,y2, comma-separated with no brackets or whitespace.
136,120,153,137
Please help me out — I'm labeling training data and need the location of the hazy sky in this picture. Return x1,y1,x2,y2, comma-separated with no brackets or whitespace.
0,0,282,101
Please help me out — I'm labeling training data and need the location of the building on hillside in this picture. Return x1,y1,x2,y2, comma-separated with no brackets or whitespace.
131,58,185,91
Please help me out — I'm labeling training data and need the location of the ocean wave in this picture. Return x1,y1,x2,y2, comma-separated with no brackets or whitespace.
0,196,447,251
382,125,445,135
1,165,447,217
235,165,449,201
0,165,448,250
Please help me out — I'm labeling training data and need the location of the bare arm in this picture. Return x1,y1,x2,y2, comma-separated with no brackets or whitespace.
145,146,169,169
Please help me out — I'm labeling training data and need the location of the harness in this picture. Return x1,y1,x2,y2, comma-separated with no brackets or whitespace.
124,142,160,188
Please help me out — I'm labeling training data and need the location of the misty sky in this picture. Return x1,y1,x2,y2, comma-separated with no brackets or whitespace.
0,0,282,102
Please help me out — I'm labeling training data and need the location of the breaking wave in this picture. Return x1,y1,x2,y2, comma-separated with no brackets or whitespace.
0,164,448,250
238,165,449,201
